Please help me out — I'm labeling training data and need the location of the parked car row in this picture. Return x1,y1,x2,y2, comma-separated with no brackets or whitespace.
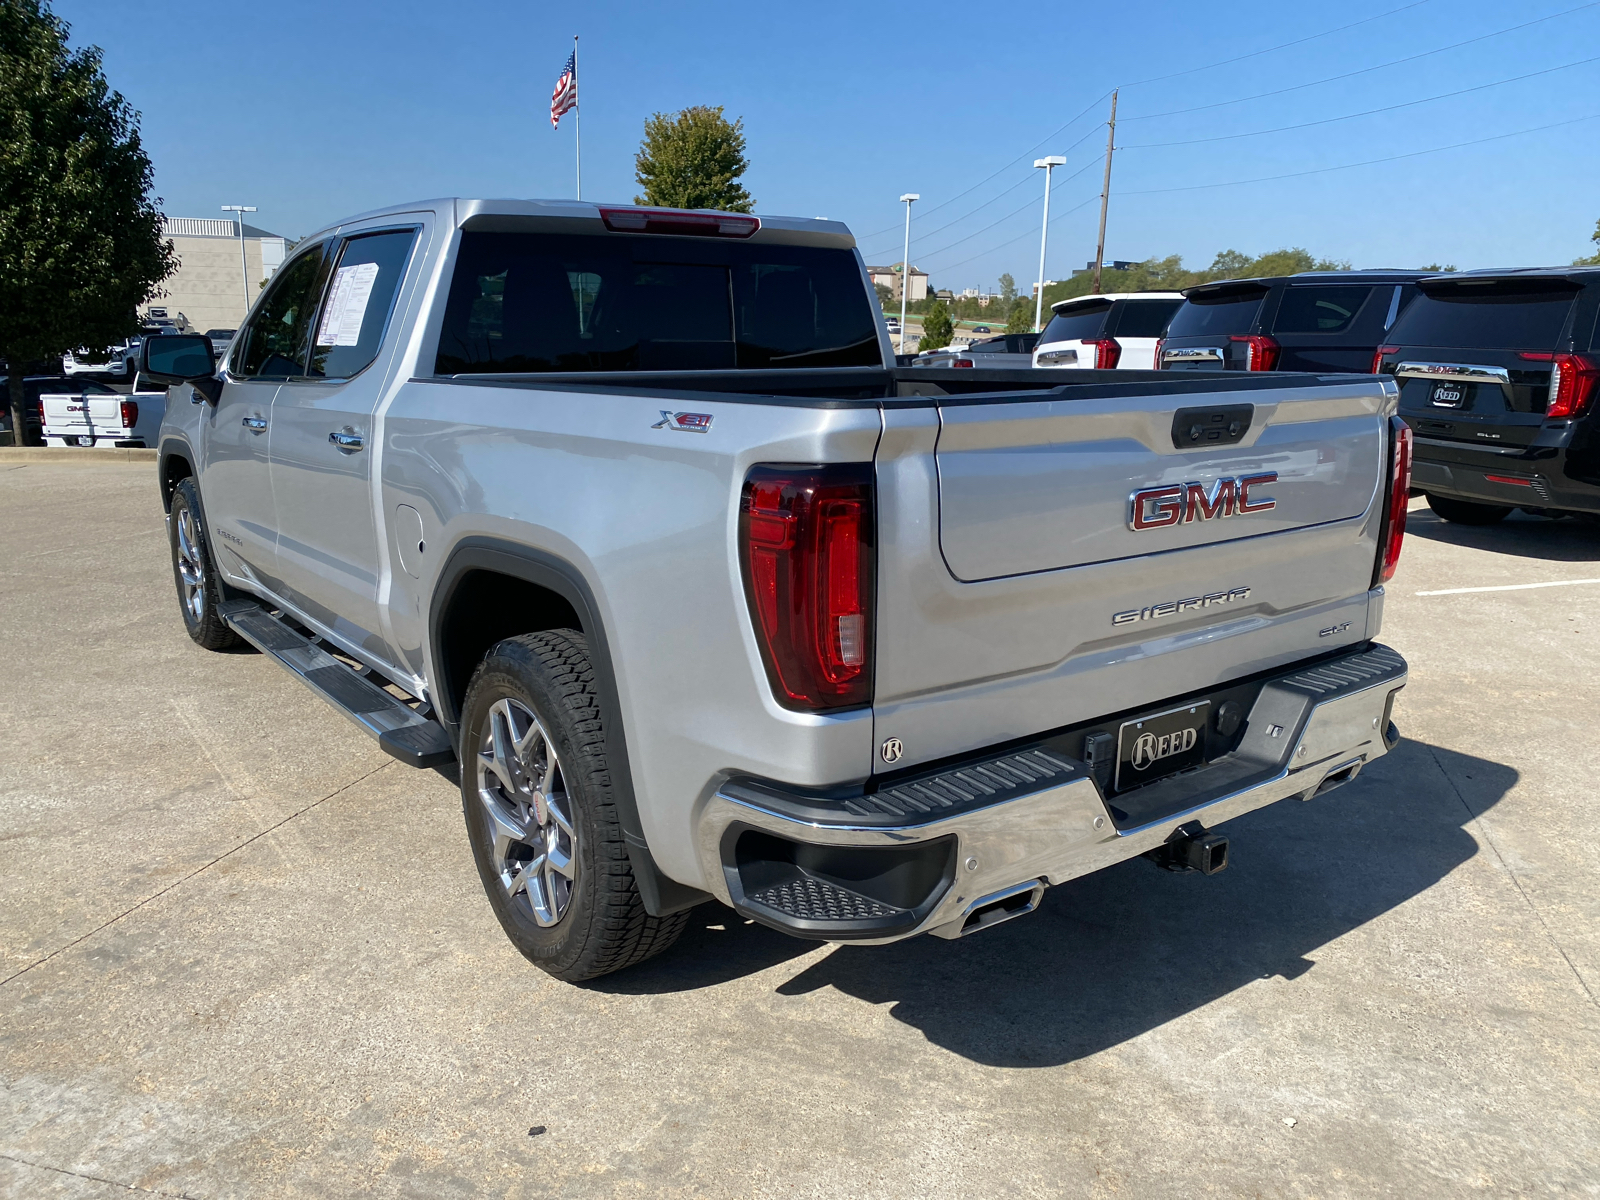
890,264,1600,527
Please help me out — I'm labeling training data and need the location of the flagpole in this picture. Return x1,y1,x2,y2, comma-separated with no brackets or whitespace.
573,35,581,201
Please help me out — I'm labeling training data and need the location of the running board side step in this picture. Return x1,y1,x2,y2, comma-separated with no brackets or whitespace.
217,600,455,768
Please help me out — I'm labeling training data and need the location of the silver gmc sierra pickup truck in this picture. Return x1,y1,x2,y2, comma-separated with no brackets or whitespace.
145,198,1413,982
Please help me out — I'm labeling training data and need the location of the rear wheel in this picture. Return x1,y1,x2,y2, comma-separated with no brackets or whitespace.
459,629,689,982
1426,494,1512,526
168,478,241,650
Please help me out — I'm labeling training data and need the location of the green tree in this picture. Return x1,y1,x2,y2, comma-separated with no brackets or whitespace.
1574,218,1600,266
998,272,1017,307
0,0,173,441
1005,296,1033,333
919,300,953,351
874,281,894,310
633,105,753,212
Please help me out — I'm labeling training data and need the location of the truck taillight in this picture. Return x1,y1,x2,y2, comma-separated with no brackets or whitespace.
1371,344,1399,375
1229,334,1280,372
739,464,874,711
1088,337,1122,370
1545,353,1599,419
951,357,974,368
1152,338,1165,370
120,399,138,427
1376,417,1412,586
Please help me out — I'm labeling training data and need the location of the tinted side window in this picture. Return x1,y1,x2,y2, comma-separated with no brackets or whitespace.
1114,299,1182,338
434,232,880,374
235,246,329,379
1166,292,1266,337
1040,303,1110,344
1388,285,1579,350
308,229,418,379
1273,286,1374,335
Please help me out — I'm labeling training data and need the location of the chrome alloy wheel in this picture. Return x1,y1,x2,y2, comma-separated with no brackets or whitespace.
175,506,206,623
476,697,577,927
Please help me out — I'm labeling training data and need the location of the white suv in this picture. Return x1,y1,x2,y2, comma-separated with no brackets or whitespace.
1033,292,1183,371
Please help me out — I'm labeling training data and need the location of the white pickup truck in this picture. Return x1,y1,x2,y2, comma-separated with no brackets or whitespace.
146,198,1413,982
42,374,167,448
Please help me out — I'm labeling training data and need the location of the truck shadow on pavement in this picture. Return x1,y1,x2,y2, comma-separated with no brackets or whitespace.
1406,508,1600,562
597,739,1514,1068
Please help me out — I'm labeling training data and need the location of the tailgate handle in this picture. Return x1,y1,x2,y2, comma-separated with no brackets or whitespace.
1171,404,1253,449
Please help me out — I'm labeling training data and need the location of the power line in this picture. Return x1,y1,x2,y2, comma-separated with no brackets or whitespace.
1120,53,1600,148
853,94,1111,242
912,157,1100,264
858,141,1100,262
933,195,1101,276
1118,0,1434,89
1121,0,1600,122
1118,112,1600,196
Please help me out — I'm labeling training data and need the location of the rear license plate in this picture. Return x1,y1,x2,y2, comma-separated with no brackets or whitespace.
1430,381,1467,408
1116,701,1211,791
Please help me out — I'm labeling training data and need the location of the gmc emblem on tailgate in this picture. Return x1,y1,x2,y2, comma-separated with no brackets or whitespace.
1128,472,1278,531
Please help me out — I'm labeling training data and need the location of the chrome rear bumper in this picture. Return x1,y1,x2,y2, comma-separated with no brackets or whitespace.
698,644,1406,944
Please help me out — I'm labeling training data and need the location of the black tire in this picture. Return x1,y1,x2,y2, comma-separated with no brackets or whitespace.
1425,493,1512,526
168,477,241,650
459,629,689,982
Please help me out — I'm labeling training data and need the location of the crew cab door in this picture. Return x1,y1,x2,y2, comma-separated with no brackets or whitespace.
199,243,331,589
268,226,420,657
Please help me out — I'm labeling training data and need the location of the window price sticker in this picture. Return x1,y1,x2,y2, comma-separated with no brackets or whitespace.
317,261,380,347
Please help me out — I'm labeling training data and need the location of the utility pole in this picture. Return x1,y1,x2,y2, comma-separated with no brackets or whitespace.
1032,156,1065,333
898,193,919,355
1091,90,1118,295
221,205,257,318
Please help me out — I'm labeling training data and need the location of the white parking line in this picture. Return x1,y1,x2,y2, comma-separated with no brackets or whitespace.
1416,578,1600,596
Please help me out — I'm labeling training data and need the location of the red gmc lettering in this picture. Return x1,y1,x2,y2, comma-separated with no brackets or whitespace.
1130,485,1185,530
1237,472,1278,513
1184,478,1235,522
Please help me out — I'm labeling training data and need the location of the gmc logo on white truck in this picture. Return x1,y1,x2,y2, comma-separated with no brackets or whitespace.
1128,472,1278,530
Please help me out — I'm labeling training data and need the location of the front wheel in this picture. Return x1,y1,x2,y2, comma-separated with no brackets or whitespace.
1425,494,1512,525
459,630,689,982
168,478,241,650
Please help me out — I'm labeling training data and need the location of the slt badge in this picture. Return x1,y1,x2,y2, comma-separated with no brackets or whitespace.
652,410,714,434
1129,472,1277,530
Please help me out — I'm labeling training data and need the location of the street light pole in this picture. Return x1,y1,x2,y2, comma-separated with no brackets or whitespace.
898,193,919,355
1032,157,1065,334
221,205,257,319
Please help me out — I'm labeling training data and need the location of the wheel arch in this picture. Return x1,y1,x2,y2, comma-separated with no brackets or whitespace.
158,436,196,512
429,537,709,916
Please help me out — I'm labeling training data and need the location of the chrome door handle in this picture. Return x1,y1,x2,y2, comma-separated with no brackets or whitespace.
242,416,267,432
329,430,365,452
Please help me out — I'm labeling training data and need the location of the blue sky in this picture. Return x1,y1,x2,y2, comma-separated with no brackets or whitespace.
61,0,1600,293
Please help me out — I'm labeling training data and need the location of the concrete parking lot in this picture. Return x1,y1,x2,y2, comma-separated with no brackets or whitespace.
2,460,1597,1198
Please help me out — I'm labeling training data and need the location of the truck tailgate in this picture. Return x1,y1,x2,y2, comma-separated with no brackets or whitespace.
937,388,1381,579
873,376,1396,772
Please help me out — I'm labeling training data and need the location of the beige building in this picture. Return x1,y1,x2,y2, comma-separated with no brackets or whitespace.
866,263,928,304
145,218,291,332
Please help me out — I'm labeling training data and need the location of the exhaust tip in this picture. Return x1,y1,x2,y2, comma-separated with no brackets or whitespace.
930,880,1047,939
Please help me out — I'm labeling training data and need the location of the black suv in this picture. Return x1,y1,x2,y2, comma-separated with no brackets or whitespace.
1374,267,1600,523
1157,270,1428,374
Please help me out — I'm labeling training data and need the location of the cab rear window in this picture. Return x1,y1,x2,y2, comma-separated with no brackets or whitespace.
1388,284,1578,350
1165,291,1265,337
435,231,881,374
1040,302,1110,344
1272,286,1372,334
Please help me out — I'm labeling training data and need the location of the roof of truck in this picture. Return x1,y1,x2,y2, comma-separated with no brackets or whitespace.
1415,266,1600,285
1183,269,1432,299
1050,291,1182,312
308,198,857,249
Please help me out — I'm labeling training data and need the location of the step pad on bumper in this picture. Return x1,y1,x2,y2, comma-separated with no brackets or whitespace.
218,600,454,768
746,875,904,922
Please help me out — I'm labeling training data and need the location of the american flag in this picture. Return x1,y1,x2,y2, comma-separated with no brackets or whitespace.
550,51,577,129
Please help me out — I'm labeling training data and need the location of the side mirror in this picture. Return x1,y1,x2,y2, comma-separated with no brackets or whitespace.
142,334,220,403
